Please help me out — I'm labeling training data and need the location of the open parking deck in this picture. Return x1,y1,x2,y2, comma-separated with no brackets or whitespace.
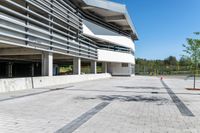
0,76,200,133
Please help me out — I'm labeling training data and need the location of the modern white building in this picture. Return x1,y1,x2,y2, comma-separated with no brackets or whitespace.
0,0,138,78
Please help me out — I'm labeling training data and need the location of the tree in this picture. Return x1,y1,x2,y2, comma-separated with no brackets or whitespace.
179,56,192,66
183,32,200,89
135,56,192,76
164,56,177,66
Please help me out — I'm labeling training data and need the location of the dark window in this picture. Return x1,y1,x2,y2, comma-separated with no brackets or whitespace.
121,63,128,67
0,62,7,78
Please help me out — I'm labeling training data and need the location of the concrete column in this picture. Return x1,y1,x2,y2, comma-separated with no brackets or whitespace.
102,62,108,73
128,63,132,76
31,63,34,77
91,61,97,74
8,62,13,78
41,52,53,76
131,64,135,75
73,57,81,75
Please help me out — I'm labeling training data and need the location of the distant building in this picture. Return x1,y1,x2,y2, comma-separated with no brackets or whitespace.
0,0,138,78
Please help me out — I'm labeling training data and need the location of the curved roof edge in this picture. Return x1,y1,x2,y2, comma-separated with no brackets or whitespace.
77,0,139,40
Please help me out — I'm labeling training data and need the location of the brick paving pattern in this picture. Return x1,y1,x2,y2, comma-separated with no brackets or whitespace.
0,76,200,133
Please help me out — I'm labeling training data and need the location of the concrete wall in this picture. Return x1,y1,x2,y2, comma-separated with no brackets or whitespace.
83,20,135,51
98,49,135,64
109,63,132,76
0,78,33,92
0,73,111,93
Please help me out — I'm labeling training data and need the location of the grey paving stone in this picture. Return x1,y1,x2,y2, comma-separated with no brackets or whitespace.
0,76,200,133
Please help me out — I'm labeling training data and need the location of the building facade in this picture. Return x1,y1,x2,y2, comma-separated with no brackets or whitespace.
0,0,138,78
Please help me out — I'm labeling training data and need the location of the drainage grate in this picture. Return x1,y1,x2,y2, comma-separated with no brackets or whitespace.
161,80,194,117
50,86,73,91
55,102,110,133
151,92,159,94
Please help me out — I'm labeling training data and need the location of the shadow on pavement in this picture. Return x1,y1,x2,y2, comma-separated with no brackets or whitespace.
116,86,163,90
67,88,200,96
76,95,169,103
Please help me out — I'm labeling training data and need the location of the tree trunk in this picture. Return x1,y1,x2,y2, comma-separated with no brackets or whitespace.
194,56,197,89
194,73,196,89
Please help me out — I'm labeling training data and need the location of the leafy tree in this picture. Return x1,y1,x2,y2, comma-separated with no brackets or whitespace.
136,53,196,76
183,32,200,89
164,56,177,66
179,56,192,66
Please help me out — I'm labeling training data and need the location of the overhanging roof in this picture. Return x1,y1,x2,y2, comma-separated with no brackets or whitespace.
70,0,138,40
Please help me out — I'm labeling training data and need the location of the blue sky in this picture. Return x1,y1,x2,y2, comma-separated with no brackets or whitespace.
111,0,200,60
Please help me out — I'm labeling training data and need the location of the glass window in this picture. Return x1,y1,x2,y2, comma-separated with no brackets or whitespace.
121,63,128,67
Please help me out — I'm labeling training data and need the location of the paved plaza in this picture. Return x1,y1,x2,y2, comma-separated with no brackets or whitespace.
0,76,200,133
